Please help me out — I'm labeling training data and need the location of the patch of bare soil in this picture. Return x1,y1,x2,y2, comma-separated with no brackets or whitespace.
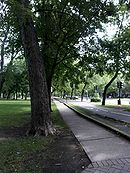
0,126,91,172
42,129,91,173
0,125,28,139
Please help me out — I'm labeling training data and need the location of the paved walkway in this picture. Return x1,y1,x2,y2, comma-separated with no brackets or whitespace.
55,100,130,173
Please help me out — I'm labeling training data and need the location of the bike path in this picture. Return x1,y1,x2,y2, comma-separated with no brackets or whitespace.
55,100,130,173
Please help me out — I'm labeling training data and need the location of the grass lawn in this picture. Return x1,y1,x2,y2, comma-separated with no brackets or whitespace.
0,100,66,173
0,100,31,127
90,99,130,112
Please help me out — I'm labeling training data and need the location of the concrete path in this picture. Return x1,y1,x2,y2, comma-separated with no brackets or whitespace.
55,100,130,173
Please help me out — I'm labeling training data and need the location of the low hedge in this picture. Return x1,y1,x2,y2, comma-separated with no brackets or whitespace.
90,97,101,102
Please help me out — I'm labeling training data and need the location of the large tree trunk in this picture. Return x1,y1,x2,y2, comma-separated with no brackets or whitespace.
102,71,118,105
0,26,9,72
46,65,56,112
14,0,55,136
0,26,9,97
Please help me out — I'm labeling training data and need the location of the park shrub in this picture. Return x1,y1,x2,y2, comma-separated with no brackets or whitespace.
90,97,101,102
90,93,101,102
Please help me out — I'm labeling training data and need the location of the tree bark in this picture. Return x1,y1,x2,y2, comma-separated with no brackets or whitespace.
71,87,74,99
81,83,87,102
14,0,55,136
70,83,74,99
21,90,24,99
0,26,9,72
15,90,18,100
0,73,5,98
63,90,66,99
25,92,27,100
0,26,9,97
102,71,118,105
46,78,53,112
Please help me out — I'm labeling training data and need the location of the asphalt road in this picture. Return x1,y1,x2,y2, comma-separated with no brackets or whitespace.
67,99,130,124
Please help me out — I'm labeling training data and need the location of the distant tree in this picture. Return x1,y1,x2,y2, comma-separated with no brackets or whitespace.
101,28,130,105
0,1,22,98
0,2,9,97
101,1,130,105
2,58,28,99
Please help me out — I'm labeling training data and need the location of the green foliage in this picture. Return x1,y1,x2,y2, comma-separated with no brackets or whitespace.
2,58,29,99
90,98,101,102
2,0,130,113
51,103,67,129
90,93,101,102
32,0,118,93
4,0,123,99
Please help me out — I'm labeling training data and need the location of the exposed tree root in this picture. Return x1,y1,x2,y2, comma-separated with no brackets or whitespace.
26,123,56,136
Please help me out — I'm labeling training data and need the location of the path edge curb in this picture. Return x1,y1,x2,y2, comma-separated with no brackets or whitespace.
63,102,130,141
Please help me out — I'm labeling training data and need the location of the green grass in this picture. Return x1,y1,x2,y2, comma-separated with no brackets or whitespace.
0,100,65,173
52,103,67,129
0,100,31,127
0,137,53,173
89,99,130,112
70,104,93,116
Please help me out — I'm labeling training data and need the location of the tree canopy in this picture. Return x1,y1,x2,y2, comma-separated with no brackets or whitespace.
1,0,130,135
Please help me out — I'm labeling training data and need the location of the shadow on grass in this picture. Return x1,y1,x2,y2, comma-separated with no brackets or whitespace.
0,101,31,139
0,124,29,139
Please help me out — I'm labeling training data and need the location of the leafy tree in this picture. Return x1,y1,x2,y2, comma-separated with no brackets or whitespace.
0,0,22,97
80,3,130,105
100,26,130,105
34,0,117,108
0,2,10,97
52,60,80,98
4,0,124,135
101,2,130,105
